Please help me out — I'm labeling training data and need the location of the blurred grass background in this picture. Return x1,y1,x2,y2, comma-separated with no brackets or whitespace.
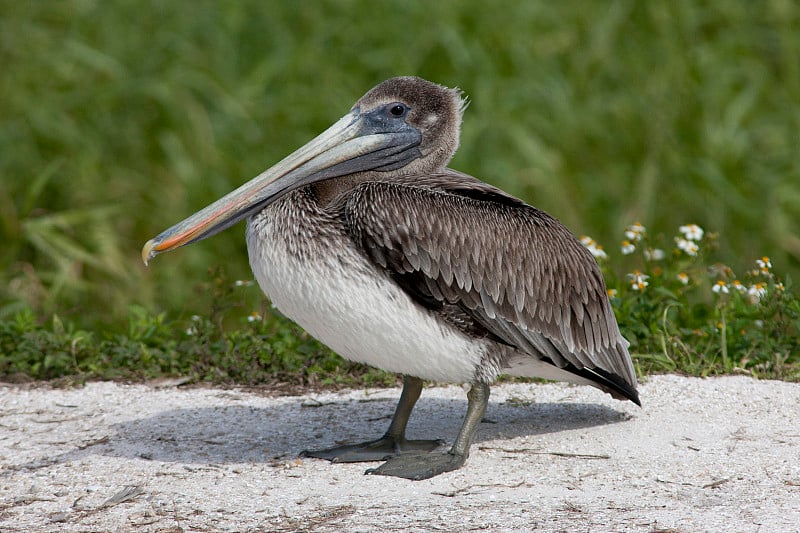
2,0,799,332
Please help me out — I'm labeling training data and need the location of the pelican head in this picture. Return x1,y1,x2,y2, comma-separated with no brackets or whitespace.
142,77,465,264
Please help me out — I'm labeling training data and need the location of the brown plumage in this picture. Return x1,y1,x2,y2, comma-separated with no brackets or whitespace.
339,173,637,401
319,77,638,402
143,76,639,479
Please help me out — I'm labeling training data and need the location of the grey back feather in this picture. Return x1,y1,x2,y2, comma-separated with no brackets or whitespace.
341,171,637,390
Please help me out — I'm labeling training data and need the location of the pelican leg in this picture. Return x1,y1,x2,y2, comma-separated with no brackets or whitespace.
366,381,490,480
300,375,444,463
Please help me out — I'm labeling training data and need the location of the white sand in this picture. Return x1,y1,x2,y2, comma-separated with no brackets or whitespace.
1,375,798,532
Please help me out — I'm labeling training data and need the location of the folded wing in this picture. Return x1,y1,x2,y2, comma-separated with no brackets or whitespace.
342,175,638,403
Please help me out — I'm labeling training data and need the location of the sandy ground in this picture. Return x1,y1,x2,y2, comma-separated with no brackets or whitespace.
0,375,798,532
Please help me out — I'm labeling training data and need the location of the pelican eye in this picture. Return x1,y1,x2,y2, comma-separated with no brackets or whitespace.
388,103,407,117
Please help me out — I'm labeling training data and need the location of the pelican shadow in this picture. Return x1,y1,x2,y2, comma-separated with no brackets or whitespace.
15,394,632,469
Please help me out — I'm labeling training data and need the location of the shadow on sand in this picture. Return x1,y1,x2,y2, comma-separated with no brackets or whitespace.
16,393,632,470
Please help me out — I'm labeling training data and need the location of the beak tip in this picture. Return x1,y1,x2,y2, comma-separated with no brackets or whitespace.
141,239,157,266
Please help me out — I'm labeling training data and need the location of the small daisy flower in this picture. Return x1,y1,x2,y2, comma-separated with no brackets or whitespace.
712,280,729,294
748,282,767,302
627,270,649,291
235,279,254,287
731,280,746,293
185,327,196,336
677,272,689,285
675,237,699,256
191,315,201,322
644,248,665,261
755,256,771,275
679,224,704,241
625,222,646,242
621,240,636,255
247,311,262,322
607,288,618,298
580,236,608,260
776,282,785,292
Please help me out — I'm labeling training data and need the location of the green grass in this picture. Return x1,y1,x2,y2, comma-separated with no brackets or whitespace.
594,223,798,380
1,1,799,384
0,267,396,388
2,243,798,385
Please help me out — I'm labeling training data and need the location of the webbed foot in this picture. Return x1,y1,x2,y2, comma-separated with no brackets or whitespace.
300,435,444,463
364,381,490,480
365,451,466,480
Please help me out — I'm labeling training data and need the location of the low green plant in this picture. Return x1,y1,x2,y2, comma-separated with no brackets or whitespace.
1,223,798,386
0,267,398,388
582,223,799,380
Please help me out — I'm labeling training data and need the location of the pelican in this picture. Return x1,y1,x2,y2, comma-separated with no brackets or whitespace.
142,76,639,480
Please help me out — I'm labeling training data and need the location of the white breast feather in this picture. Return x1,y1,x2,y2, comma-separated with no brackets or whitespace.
245,215,486,383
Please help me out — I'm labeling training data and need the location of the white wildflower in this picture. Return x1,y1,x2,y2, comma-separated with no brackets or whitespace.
675,237,699,256
624,222,646,242
621,240,636,255
580,235,608,260
755,257,771,275
627,271,649,291
747,283,767,302
679,224,704,241
712,280,729,294
644,248,665,261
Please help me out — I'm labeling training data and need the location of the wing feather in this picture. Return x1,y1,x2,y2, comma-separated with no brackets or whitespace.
341,176,637,396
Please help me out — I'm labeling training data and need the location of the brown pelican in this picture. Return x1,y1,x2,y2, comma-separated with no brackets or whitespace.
142,77,639,480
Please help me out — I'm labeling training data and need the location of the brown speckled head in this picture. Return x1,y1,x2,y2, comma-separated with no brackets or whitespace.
142,77,466,260
353,77,466,174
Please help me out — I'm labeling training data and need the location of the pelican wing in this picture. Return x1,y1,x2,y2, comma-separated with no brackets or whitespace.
343,176,638,401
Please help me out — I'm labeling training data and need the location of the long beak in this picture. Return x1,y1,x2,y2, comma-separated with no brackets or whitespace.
142,111,420,265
